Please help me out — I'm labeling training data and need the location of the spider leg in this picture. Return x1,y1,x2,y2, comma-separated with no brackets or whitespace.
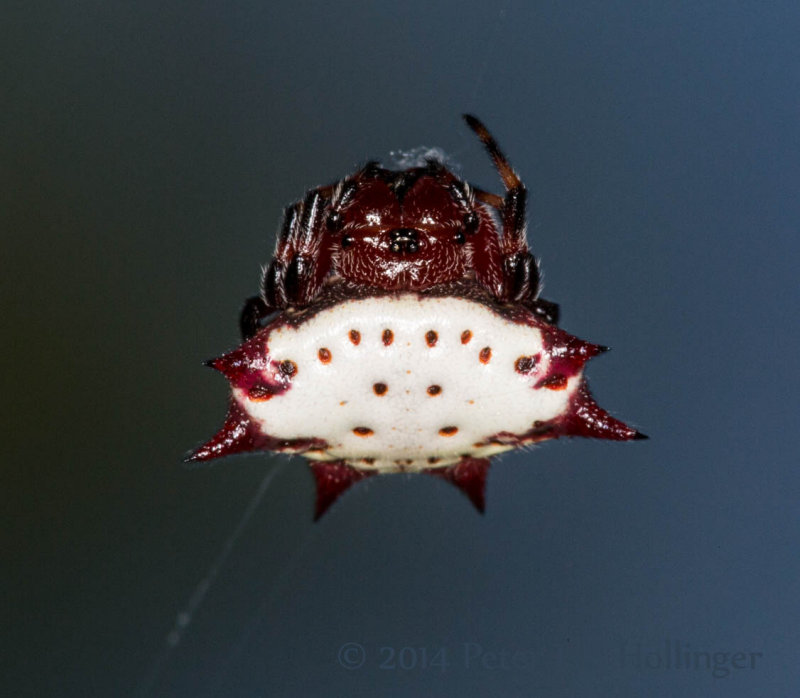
464,115,553,315
463,115,526,249
472,188,504,209
239,200,307,339
239,295,277,340
260,201,302,309
282,188,331,306
257,183,338,316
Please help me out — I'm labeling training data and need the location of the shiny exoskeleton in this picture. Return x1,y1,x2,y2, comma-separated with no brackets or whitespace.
240,115,559,340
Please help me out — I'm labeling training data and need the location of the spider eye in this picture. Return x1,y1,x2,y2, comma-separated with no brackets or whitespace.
453,230,466,245
327,210,343,231
341,234,353,248
463,211,479,233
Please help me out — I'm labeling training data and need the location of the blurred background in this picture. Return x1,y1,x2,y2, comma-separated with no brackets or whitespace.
3,1,799,696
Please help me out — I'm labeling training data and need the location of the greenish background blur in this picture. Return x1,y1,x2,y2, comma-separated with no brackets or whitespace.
3,2,799,696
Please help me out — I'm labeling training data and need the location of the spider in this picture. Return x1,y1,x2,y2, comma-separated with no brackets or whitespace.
189,116,644,519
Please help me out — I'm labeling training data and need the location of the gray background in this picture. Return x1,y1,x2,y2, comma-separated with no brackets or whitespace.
3,1,799,696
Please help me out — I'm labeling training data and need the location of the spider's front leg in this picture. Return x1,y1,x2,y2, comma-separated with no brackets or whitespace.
272,188,333,308
240,186,336,340
465,114,560,326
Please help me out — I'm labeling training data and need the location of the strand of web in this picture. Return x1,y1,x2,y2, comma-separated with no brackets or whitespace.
131,464,285,698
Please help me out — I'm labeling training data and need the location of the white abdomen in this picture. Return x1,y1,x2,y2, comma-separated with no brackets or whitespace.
237,294,578,472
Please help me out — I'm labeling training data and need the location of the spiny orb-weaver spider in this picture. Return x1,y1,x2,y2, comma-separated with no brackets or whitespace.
188,115,646,519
